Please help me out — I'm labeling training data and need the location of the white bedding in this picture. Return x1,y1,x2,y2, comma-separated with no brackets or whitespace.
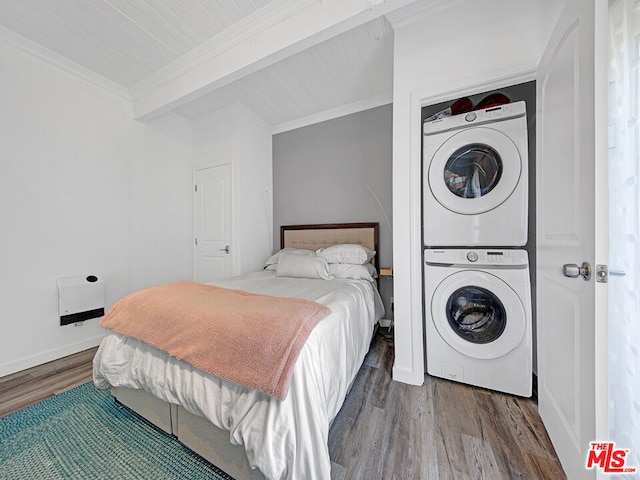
93,270,384,480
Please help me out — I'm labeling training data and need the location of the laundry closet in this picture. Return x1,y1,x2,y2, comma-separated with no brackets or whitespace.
390,1,607,478
420,82,536,397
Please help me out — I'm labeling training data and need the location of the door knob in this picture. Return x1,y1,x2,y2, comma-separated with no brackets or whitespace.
562,262,591,281
219,245,230,254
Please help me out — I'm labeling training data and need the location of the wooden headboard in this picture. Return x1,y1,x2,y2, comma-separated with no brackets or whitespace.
280,222,380,268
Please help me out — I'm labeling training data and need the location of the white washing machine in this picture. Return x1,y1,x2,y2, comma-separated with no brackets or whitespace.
424,248,532,397
423,101,528,247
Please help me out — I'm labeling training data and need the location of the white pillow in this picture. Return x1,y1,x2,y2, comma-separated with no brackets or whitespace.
329,263,378,281
316,244,375,265
264,247,315,269
275,254,333,280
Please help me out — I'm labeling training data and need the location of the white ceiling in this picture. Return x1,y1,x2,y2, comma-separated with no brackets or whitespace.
0,0,276,88
0,0,413,131
172,17,394,128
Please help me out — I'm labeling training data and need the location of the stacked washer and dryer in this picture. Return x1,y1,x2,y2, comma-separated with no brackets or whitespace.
422,100,532,397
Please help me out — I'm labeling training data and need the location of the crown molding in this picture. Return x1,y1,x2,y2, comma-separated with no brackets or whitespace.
385,0,465,29
0,26,130,100
154,111,194,130
271,92,393,134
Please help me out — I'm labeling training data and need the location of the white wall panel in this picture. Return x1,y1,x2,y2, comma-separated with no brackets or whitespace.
0,40,193,377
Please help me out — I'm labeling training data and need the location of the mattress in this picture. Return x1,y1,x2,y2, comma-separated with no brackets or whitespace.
93,270,384,480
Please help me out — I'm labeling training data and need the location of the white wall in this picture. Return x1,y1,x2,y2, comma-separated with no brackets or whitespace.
390,0,561,385
0,40,194,377
192,105,273,275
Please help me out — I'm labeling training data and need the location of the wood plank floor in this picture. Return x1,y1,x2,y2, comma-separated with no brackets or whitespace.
0,347,97,418
329,331,566,480
0,333,565,479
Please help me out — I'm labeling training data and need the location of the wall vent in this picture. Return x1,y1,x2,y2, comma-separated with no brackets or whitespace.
57,275,105,326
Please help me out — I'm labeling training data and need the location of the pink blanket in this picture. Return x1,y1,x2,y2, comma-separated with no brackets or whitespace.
100,281,330,400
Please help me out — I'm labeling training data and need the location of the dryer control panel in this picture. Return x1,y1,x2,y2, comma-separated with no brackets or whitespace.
425,248,529,267
424,100,527,136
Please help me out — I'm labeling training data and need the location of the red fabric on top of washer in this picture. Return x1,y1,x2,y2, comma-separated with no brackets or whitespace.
475,93,511,110
450,96,474,115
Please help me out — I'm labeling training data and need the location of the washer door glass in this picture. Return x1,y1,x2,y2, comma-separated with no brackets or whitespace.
444,144,503,199
428,127,522,215
431,270,526,360
446,286,506,343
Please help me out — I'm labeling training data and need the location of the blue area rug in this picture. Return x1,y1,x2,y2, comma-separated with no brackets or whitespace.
0,382,235,479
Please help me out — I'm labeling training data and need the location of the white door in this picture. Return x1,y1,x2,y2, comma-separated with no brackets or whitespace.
194,164,232,282
536,0,608,478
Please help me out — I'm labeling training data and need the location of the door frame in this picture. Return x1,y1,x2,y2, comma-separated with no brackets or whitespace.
399,71,537,387
593,0,609,460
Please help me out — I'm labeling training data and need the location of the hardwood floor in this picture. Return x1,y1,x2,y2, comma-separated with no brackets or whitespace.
0,334,565,479
0,347,97,418
329,331,566,480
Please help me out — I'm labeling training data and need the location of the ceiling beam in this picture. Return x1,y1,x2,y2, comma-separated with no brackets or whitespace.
131,0,415,121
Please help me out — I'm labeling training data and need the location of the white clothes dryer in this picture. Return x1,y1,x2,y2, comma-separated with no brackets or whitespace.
424,248,532,397
423,101,528,247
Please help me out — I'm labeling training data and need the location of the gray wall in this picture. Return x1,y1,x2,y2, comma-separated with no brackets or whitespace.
272,104,393,268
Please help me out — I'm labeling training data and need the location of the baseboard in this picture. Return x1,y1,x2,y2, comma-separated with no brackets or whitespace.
0,335,105,378
392,365,425,386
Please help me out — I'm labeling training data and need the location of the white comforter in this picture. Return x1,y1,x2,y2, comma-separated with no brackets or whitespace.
93,271,384,480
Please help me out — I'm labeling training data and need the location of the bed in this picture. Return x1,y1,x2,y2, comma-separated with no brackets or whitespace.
92,222,384,480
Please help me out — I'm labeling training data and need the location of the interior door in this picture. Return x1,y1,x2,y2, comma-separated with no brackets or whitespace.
536,0,608,478
194,164,232,282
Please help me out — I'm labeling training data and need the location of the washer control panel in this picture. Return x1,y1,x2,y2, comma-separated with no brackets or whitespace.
425,249,528,267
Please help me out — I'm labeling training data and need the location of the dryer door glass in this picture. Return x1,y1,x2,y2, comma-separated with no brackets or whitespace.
427,127,522,215
444,144,502,199
446,286,506,343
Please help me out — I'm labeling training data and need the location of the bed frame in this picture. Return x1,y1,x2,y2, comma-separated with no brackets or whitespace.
280,222,379,269
111,222,379,480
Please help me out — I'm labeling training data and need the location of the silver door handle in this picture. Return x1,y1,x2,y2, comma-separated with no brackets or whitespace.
563,262,591,281
219,245,230,254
